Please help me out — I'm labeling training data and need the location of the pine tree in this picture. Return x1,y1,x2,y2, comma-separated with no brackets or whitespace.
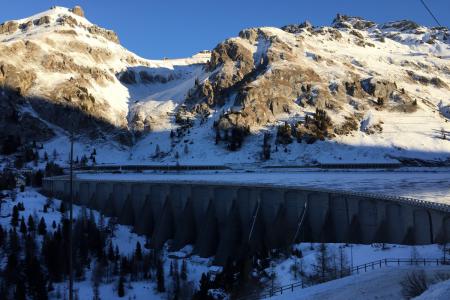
156,258,165,292
194,273,210,300
9,228,20,253
19,216,27,235
11,205,19,227
117,276,125,297
38,217,47,235
0,225,4,248
134,241,142,261
59,201,66,214
154,144,161,158
313,243,333,283
108,242,115,261
92,281,101,300
180,259,188,281
27,215,35,232
14,281,26,300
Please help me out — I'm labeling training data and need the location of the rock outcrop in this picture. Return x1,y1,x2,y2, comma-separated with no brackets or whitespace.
70,5,85,18
0,21,18,35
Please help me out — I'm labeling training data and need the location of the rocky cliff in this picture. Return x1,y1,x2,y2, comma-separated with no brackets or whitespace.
1,7,449,165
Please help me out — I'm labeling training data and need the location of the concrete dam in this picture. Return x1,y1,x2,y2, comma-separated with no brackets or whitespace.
43,174,450,264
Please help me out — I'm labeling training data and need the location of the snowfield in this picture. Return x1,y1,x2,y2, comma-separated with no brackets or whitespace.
0,189,448,299
272,266,450,300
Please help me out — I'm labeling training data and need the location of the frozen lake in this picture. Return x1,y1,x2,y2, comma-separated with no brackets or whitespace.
76,169,450,205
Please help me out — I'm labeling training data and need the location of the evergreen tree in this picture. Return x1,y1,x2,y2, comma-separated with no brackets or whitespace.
59,201,66,214
11,205,19,227
38,217,47,235
117,276,125,297
92,281,101,300
193,273,211,300
0,225,5,248
8,228,20,253
108,242,115,261
312,243,333,283
134,241,142,261
156,258,165,292
27,215,35,232
19,216,27,235
14,281,26,300
180,259,188,281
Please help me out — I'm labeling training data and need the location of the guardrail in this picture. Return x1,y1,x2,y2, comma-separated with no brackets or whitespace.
42,174,450,213
240,258,450,300
75,164,230,171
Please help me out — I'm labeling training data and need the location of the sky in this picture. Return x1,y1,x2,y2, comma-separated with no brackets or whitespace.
1,0,449,59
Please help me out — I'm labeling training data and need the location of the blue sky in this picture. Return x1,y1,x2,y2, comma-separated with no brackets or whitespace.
2,1,449,59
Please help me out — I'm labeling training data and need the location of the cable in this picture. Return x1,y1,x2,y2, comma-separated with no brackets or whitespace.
420,0,442,27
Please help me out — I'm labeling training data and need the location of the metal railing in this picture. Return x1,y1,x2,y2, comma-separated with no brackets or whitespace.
42,175,450,213
240,258,450,300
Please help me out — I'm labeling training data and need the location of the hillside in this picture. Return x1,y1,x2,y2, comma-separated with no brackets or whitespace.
1,6,450,166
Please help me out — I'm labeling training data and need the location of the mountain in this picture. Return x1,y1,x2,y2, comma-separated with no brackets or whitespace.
1,6,449,165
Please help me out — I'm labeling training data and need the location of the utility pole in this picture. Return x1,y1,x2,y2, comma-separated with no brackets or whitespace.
69,128,74,300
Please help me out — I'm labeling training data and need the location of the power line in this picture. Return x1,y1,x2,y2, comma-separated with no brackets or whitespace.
420,0,442,27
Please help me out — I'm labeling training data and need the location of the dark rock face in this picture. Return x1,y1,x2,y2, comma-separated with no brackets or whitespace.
382,20,420,31
119,70,137,84
0,88,55,144
34,16,51,26
332,14,375,30
360,78,396,98
70,5,85,17
281,21,312,34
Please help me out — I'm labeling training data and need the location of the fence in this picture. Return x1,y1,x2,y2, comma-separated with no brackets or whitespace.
240,258,450,300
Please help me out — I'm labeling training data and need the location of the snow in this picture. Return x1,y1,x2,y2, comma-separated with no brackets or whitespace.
2,7,450,166
416,278,450,299
272,266,450,300
1,188,448,299
76,169,450,204
0,189,215,299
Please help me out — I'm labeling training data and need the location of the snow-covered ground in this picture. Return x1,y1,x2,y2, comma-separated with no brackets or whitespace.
76,169,450,204
1,189,448,299
272,266,450,300
0,189,213,299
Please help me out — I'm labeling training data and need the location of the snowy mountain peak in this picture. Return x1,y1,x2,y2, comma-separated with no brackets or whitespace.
0,7,450,166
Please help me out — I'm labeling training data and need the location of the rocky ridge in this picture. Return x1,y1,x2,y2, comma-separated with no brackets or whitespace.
0,8,449,165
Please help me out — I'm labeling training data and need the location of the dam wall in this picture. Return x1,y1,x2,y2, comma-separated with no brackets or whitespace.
43,176,450,265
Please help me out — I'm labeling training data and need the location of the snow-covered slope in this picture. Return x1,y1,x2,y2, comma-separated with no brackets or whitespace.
0,6,209,144
1,7,450,165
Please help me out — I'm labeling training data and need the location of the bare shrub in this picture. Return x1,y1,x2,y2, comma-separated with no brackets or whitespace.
400,270,428,299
